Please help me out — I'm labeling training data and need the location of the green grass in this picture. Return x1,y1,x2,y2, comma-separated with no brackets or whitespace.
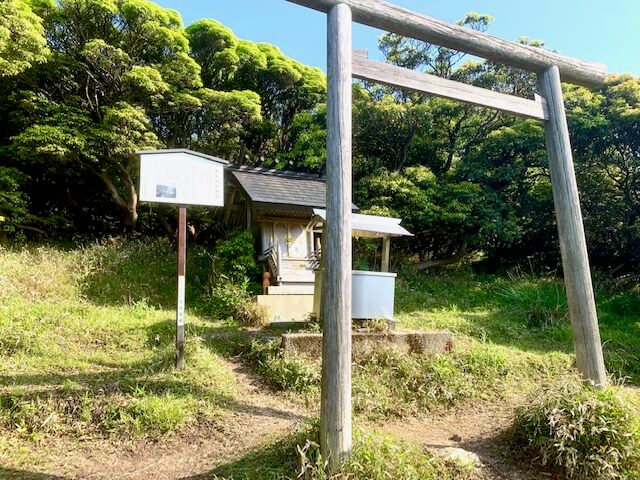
510,383,640,479
247,337,526,419
243,265,639,423
0,239,241,439
211,424,474,480
394,266,640,385
2,239,639,479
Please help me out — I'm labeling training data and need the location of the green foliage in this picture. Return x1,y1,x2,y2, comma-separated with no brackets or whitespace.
213,229,259,284
0,167,29,237
0,0,325,235
511,384,640,479
356,165,501,261
0,240,239,439
205,229,266,326
0,0,49,77
207,282,268,327
213,425,473,480
187,18,326,164
246,341,319,393
566,75,640,274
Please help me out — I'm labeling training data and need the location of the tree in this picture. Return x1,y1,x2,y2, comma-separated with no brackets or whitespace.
187,19,326,163
352,13,522,265
567,75,640,276
0,0,49,77
2,0,268,233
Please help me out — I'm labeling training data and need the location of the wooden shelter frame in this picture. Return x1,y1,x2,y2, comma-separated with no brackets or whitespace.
287,0,608,469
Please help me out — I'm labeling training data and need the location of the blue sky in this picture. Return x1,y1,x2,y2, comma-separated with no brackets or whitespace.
155,0,639,76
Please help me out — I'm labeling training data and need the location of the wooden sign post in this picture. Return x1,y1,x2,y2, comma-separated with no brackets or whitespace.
287,0,609,470
137,149,227,369
176,206,187,369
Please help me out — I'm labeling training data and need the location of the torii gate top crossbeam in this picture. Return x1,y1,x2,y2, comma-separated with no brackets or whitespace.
287,0,607,87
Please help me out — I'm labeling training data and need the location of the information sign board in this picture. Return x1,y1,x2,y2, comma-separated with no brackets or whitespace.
138,149,226,207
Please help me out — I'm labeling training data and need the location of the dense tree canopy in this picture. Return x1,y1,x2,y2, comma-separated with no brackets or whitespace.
0,0,638,278
0,0,49,77
0,0,324,235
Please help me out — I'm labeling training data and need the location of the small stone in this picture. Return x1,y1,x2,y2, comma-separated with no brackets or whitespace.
437,447,483,469
449,434,462,442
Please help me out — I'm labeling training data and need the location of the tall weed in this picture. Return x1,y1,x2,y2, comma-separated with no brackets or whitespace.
511,383,640,479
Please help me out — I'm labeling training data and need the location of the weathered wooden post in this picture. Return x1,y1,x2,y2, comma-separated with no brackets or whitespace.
321,1,353,470
176,206,187,370
537,66,607,386
381,237,391,273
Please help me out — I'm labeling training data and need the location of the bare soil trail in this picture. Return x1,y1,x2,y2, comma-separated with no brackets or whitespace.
2,362,558,480
375,399,558,480
2,358,309,480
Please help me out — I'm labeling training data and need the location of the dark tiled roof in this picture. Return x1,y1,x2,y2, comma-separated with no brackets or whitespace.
230,165,329,208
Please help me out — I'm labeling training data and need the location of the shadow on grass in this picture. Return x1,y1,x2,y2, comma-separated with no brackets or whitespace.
0,468,70,480
394,270,640,384
79,239,213,313
182,429,305,480
1,319,305,430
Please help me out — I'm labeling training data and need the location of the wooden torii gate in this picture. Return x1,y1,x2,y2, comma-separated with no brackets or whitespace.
287,0,608,469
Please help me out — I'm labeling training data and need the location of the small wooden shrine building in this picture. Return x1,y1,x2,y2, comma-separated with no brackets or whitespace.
224,165,357,295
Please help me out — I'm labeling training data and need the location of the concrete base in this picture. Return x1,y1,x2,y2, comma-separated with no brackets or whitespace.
256,294,314,323
280,331,454,359
267,284,315,295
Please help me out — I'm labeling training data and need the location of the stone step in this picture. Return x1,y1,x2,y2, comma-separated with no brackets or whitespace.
268,284,315,295
276,273,315,283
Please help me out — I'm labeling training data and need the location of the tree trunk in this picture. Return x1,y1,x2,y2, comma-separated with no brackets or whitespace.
88,163,139,233
414,244,468,270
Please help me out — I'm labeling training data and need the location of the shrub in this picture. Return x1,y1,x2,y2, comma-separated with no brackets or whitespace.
213,229,260,285
510,383,640,479
207,229,267,326
247,340,320,393
208,282,251,318
207,282,268,326
240,302,269,327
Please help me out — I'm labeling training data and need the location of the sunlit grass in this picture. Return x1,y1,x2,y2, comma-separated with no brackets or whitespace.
0,240,238,439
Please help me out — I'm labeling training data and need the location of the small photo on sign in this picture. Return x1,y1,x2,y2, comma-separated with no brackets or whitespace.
156,183,177,199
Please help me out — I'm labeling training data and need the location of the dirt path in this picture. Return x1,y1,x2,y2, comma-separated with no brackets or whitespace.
375,400,556,480
3,363,558,480
2,358,309,480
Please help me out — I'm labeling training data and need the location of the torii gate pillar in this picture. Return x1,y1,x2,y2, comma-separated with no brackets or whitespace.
538,66,607,385
320,2,353,470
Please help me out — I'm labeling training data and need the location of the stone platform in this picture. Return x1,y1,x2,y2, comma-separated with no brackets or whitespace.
280,330,454,358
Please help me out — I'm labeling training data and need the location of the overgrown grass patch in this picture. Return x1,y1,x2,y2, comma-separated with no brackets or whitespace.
395,268,640,384
212,424,474,480
510,382,640,479
352,344,512,418
246,340,320,394
0,240,240,439
245,339,522,418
